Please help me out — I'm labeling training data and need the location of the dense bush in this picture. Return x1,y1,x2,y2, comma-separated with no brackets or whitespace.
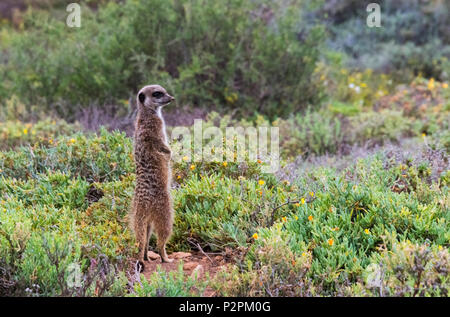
0,0,325,119
320,0,450,81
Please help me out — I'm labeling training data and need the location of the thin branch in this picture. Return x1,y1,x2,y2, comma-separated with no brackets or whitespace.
187,238,213,264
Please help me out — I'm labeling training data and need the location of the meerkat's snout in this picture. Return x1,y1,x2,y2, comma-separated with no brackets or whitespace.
164,94,175,105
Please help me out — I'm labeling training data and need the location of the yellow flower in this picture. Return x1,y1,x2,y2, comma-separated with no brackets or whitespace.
176,175,181,180
327,238,334,246
294,203,300,207
258,180,265,186
23,128,28,135
364,229,370,235
438,245,443,251
301,198,305,205
309,191,314,197
282,216,287,222
69,138,76,144
294,215,299,220
308,215,313,222
190,164,196,170
422,133,426,138
222,161,228,167
428,78,435,90
301,252,307,257
182,156,189,162
332,227,339,231
252,233,258,240
361,83,367,88
442,83,448,89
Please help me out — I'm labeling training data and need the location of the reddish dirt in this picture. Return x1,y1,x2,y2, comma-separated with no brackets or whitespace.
141,251,230,297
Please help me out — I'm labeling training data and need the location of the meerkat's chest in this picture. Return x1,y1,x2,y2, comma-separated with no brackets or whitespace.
156,107,168,145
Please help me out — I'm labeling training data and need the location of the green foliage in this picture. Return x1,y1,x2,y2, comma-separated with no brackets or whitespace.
0,127,133,182
0,0,325,119
349,110,413,145
130,263,208,297
0,115,447,296
172,172,289,250
0,118,80,150
275,110,343,158
213,155,449,296
214,224,315,296
322,0,450,81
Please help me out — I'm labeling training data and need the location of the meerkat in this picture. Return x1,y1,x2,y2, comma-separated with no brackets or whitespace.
130,84,175,270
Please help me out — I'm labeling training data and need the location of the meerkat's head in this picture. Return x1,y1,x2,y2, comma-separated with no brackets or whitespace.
137,84,175,112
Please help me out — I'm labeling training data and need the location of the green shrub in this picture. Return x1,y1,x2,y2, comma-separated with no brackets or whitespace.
349,110,414,145
275,110,343,158
1,0,325,119
213,224,315,296
322,0,450,81
0,127,133,182
213,154,449,295
172,173,292,251
0,169,135,296
347,239,449,296
0,119,80,150
130,264,208,297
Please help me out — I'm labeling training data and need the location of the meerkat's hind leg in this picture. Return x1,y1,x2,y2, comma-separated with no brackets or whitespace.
158,240,173,263
134,217,148,270
143,224,153,261
155,225,173,263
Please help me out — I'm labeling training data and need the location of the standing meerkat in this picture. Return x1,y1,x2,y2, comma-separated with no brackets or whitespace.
130,84,175,270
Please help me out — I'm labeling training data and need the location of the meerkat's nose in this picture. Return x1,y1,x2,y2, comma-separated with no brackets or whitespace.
169,95,175,101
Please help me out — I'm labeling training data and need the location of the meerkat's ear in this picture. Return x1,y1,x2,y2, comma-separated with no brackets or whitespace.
138,92,146,104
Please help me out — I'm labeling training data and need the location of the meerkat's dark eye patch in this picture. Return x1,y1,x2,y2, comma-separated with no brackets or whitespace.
152,91,164,98
138,93,146,103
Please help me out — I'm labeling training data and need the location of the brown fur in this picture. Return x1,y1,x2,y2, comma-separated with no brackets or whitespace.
130,85,175,271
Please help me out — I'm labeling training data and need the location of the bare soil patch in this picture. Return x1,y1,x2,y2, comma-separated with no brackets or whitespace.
140,251,230,297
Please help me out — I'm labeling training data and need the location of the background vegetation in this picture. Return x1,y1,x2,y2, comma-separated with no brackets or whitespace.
0,0,448,296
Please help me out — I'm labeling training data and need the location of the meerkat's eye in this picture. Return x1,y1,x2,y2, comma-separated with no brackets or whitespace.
152,91,164,98
138,93,146,103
